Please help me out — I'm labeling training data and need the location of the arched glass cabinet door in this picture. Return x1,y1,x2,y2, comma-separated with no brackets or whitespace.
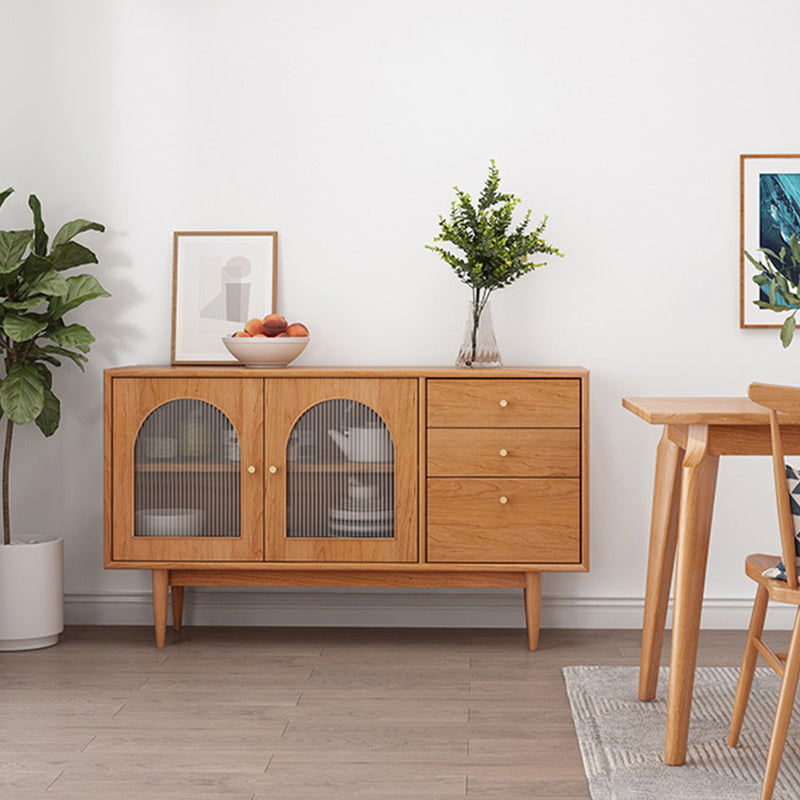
265,378,418,562
134,399,240,537
286,399,395,539
111,379,264,562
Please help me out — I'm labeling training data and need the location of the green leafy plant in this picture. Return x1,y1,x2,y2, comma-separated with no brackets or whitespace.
0,188,108,544
747,234,800,347
426,160,563,365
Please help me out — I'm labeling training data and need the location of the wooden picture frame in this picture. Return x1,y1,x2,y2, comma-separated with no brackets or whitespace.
740,154,800,328
171,231,278,364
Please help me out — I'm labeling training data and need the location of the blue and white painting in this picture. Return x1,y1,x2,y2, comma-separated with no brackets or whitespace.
760,174,800,263
741,155,800,327
759,173,800,303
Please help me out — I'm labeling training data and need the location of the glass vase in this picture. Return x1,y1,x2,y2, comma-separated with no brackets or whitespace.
456,298,502,368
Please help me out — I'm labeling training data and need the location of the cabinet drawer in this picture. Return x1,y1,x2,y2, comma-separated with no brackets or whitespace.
427,428,580,477
427,379,580,428
427,478,581,563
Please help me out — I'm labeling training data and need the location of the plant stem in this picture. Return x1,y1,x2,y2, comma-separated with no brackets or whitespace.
2,418,12,545
467,287,492,366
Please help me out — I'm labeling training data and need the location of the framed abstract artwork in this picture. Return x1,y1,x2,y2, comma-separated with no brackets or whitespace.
171,231,278,364
740,154,800,328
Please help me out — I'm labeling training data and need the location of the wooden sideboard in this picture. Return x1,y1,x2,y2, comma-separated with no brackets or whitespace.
104,366,589,648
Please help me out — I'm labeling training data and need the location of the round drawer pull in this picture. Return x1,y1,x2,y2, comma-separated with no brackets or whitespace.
247,465,256,474
499,496,508,505
499,399,508,408
499,448,508,457
268,465,278,474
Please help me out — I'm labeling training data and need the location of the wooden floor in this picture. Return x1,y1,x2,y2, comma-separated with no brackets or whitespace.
0,625,768,799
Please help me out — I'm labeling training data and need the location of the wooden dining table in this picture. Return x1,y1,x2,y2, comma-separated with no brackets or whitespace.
623,396,800,766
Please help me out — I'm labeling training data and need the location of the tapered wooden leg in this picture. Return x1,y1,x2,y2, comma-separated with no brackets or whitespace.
665,424,719,765
524,572,541,651
761,607,800,800
639,428,684,701
728,585,769,747
171,585,185,631
152,569,169,649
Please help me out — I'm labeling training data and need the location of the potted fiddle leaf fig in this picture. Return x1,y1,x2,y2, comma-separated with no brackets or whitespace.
0,187,108,650
426,160,563,366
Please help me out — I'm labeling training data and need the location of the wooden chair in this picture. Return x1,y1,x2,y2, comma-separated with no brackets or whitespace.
728,382,800,800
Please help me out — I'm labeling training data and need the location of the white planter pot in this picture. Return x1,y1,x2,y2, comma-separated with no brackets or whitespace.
0,537,63,651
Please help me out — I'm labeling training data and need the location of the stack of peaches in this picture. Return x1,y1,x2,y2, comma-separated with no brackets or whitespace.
232,314,309,338
223,313,310,367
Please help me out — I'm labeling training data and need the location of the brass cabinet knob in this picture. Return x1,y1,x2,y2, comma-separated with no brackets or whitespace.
499,448,508,457
499,496,508,504
247,465,256,474
268,465,278,474
499,399,508,408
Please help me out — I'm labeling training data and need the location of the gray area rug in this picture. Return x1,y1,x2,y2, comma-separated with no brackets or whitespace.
563,666,800,800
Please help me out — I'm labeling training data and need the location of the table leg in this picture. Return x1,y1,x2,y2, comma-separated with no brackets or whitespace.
639,427,684,701
664,424,719,765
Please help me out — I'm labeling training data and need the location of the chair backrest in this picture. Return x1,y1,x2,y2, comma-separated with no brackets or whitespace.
749,382,800,590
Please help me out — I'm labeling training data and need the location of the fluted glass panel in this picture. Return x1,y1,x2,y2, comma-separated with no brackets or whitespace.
133,399,241,538
286,399,394,539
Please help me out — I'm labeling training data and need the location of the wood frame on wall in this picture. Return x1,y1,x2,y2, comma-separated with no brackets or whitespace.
171,231,278,364
740,154,800,329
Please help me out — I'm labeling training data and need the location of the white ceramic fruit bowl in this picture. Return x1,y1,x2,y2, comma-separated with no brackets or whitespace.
222,335,310,368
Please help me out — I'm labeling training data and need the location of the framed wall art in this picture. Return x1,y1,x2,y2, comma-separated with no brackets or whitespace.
740,154,800,328
171,231,278,364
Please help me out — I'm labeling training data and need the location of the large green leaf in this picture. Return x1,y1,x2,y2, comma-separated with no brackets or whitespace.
0,363,45,423
4,297,46,311
48,273,110,319
52,219,105,249
34,387,60,437
25,345,62,368
0,229,33,273
48,323,95,353
0,187,13,209
50,241,98,271
2,313,47,342
27,195,48,256
36,344,88,370
30,270,69,296
20,252,56,279
35,363,52,389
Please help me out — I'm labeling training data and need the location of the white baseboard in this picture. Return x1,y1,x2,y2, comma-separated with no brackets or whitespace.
63,588,800,630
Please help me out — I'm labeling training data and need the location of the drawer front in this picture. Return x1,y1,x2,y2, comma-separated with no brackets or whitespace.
427,428,580,477
427,478,581,563
427,379,580,428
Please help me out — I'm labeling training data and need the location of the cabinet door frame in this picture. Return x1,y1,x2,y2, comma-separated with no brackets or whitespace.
110,378,264,562
265,378,418,563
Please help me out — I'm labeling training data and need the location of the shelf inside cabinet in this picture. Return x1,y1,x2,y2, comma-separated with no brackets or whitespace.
135,462,241,473
287,462,394,473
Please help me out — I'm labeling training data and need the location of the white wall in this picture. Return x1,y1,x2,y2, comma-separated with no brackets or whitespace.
5,0,800,629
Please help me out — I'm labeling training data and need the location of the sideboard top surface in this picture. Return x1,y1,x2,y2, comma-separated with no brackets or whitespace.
105,365,589,379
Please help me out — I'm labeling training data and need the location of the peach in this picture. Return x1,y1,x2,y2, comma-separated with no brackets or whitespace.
232,330,252,338
276,332,290,338
285,322,309,337
261,313,288,337
244,317,265,336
